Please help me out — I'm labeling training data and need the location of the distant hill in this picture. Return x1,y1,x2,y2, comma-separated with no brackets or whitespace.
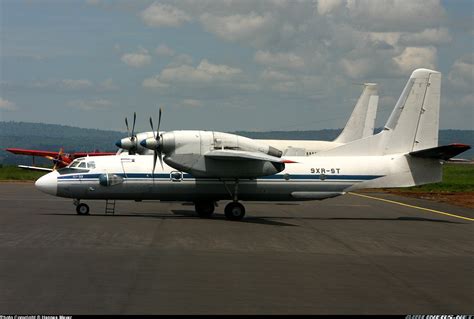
1,121,472,165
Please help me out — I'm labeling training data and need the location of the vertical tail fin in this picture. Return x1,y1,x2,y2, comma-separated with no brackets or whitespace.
319,68,441,157
333,83,378,143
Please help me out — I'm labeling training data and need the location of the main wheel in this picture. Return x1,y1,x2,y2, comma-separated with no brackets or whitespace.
224,202,245,221
76,203,90,215
195,201,215,218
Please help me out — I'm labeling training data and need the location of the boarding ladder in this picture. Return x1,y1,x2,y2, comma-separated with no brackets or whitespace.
105,200,116,215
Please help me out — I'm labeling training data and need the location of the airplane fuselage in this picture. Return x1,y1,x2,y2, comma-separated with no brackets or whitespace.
36,153,439,202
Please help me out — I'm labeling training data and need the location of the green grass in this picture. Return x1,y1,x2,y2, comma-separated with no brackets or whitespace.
394,163,474,193
0,165,48,181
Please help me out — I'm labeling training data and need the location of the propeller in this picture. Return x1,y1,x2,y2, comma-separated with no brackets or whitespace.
124,112,137,154
149,107,163,173
46,147,68,170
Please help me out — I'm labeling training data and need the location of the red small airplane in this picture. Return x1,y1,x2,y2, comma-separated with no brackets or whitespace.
6,147,116,171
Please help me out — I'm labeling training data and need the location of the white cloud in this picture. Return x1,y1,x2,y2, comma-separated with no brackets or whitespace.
68,99,113,111
143,59,242,90
99,78,118,91
346,0,446,32
164,59,241,82
399,28,452,46
254,50,305,70
155,44,175,56
142,77,170,89
60,79,93,90
340,58,373,79
167,54,193,67
393,46,437,74
141,3,191,27
0,97,17,111
121,47,152,68
181,99,202,107
317,0,344,15
448,54,474,91
200,12,274,44
261,69,294,82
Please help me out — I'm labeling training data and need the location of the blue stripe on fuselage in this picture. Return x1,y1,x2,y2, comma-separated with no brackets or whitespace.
57,173,383,181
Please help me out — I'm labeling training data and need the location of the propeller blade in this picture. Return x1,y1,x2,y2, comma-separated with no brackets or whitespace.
158,150,164,170
157,107,162,136
149,117,156,139
125,117,130,136
131,112,136,139
152,150,158,174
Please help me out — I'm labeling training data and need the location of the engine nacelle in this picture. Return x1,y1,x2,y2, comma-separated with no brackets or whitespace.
143,130,285,178
116,132,155,155
158,130,282,156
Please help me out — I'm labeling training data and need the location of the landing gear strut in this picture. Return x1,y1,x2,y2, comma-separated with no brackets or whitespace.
194,201,215,218
222,179,246,221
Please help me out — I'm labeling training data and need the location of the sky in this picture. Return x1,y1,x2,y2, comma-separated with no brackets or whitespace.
0,0,473,132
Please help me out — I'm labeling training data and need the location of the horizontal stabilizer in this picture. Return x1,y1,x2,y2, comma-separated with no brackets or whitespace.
18,165,53,172
205,150,295,163
409,144,471,160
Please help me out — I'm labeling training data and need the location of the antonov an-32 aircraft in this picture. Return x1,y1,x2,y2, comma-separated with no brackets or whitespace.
115,83,378,156
36,69,470,221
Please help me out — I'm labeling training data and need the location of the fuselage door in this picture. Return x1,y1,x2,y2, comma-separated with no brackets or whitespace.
120,157,136,179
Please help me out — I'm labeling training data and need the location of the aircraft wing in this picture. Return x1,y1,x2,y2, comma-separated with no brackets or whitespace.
18,165,53,172
6,148,60,157
72,152,116,158
205,150,295,163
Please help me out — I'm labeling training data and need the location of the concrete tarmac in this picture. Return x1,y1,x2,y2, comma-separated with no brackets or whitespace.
0,183,472,314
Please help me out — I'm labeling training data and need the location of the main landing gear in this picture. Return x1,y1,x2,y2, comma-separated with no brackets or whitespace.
194,201,246,221
194,201,215,218
223,179,246,221
194,179,246,221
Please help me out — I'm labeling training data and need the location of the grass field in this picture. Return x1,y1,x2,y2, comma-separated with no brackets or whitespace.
0,163,472,192
396,163,474,193
0,165,47,181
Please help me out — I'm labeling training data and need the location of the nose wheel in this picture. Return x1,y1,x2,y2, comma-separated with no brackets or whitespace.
224,202,245,221
76,203,90,215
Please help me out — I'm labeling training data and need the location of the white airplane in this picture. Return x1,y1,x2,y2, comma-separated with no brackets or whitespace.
115,83,379,156
35,69,470,221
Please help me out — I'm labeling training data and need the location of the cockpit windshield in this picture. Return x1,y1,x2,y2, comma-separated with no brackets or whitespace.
59,158,93,175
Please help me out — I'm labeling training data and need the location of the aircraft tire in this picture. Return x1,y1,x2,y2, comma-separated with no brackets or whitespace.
76,203,90,215
195,201,215,218
224,202,245,221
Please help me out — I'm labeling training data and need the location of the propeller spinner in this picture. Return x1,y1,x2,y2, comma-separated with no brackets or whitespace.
116,112,138,154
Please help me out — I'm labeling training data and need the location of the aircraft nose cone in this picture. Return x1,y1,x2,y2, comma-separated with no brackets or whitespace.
35,171,58,196
115,139,122,148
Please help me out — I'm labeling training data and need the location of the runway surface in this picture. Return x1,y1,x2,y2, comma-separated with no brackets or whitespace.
0,183,472,314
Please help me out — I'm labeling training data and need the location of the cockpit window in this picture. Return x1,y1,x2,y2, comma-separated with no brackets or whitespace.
87,161,96,169
78,162,87,168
